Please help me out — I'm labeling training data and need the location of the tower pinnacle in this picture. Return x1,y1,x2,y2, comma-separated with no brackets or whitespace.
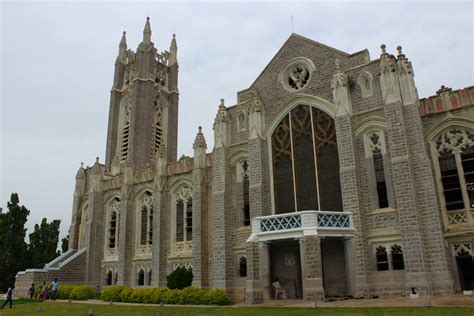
143,17,152,44
119,31,127,57
169,33,178,65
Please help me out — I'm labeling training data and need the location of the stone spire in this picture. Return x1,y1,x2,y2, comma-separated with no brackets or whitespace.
119,31,127,55
143,17,152,44
193,126,207,150
396,45,417,105
169,34,178,66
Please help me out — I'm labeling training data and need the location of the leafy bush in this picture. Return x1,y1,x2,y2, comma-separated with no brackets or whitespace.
101,285,125,302
151,288,169,304
57,284,75,299
162,289,182,304
120,287,134,302
166,266,193,290
69,285,96,300
179,286,207,305
129,288,154,304
204,288,231,305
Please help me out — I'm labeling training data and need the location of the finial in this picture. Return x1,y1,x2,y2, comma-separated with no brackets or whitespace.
335,59,341,71
396,45,402,54
198,126,202,133
143,16,152,44
220,98,225,106
80,162,84,168
380,44,386,54
96,157,100,163
173,33,176,39
123,31,126,36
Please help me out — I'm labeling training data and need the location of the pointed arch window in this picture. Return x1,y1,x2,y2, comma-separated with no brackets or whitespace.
108,197,121,249
138,192,153,246
106,270,113,285
153,107,163,157
375,246,389,271
364,131,390,209
239,256,247,277
175,185,193,243
435,128,474,211
271,105,342,214
138,268,145,286
118,99,131,162
391,244,405,270
237,160,250,226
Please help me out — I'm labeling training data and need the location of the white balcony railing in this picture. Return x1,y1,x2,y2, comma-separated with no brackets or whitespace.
247,210,354,242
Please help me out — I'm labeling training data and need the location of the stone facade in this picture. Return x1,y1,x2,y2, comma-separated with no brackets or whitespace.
16,18,474,301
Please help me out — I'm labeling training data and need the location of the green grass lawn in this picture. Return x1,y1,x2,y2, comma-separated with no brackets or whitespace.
0,300,473,316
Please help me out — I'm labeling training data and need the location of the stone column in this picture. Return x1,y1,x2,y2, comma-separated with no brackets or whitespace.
344,237,357,297
192,127,208,288
116,158,134,286
152,145,167,287
212,100,233,290
245,242,263,304
258,242,271,301
83,158,105,286
332,59,369,297
69,163,86,250
300,236,325,301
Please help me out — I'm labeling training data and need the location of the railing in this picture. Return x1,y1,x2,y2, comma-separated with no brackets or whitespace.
171,241,193,257
247,210,354,242
445,209,474,227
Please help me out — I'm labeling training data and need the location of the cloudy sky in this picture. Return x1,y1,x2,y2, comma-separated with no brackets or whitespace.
1,1,473,242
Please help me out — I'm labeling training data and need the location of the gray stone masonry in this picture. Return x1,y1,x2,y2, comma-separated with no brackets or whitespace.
300,236,325,301
335,114,370,297
211,146,234,290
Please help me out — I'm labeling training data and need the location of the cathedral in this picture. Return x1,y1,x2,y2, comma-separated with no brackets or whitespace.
16,17,474,302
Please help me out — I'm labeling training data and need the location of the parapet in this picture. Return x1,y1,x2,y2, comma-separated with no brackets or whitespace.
419,85,474,116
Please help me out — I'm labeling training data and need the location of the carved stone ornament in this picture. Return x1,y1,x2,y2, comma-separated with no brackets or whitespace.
248,89,263,140
379,44,402,105
176,185,192,202
280,57,315,92
213,99,230,148
364,131,386,157
331,59,352,117
357,71,373,98
436,128,474,155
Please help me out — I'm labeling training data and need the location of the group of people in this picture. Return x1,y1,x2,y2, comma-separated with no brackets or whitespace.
1,278,59,310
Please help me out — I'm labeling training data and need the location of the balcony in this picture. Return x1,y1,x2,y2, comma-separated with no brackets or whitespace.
246,210,355,243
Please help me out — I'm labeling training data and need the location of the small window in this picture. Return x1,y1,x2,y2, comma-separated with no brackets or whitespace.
138,269,145,286
391,245,405,270
106,270,113,285
148,269,152,286
376,246,389,271
239,257,247,277
114,272,118,285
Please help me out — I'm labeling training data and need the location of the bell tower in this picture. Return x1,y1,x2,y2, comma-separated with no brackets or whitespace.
105,17,179,172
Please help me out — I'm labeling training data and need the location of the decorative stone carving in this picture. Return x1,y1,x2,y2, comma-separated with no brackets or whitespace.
364,131,386,157
280,57,315,92
435,128,474,155
396,46,417,105
236,160,249,183
379,44,402,105
358,71,373,98
331,59,352,117
213,98,230,148
248,89,263,140
453,243,472,257
176,185,192,202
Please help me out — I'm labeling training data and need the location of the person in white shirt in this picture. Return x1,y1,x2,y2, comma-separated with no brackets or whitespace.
50,279,59,301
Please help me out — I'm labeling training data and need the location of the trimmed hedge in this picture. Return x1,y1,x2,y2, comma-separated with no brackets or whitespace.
166,266,193,290
101,286,231,305
101,285,125,302
69,285,97,300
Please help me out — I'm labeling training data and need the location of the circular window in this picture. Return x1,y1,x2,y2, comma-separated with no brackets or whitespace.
280,57,316,92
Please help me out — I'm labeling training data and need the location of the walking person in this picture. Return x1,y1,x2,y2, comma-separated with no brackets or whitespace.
39,281,48,301
28,283,35,299
1,285,14,309
50,278,59,301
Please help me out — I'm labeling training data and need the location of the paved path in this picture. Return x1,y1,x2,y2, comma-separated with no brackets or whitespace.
51,294,474,308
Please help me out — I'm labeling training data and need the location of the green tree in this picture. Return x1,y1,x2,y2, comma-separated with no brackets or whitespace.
166,266,193,289
28,218,61,268
61,233,69,253
0,193,30,291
